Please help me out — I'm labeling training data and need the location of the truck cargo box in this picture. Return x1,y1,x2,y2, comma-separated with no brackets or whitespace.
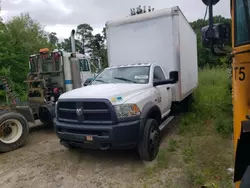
105,6,198,102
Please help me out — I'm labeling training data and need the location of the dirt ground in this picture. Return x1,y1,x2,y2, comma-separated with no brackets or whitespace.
0,119,189,188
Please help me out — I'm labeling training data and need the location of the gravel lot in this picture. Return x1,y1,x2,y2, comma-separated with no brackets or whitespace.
0,119,189,188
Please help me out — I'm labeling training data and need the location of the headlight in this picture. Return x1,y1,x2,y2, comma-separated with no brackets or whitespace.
114,104,141,119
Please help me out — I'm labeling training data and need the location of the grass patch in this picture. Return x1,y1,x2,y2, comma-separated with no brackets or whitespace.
179,67,232,136
168,138,179,152
139,67,233,188
142,149,172,177
178,67,233,187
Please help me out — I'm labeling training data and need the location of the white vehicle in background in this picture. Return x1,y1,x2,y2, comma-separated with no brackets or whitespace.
54,6,198,161
0,30,102,153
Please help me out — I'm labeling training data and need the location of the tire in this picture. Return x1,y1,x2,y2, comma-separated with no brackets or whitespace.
138,119,160,161
0,112,29,152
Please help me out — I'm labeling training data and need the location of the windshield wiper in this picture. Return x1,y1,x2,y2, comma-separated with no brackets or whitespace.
94,79,107,83
114,77,137,83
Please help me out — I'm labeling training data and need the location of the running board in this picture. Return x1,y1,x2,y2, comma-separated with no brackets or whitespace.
159,116,174,131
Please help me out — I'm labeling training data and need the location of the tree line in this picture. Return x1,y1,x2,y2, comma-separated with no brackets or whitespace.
0,9,231,100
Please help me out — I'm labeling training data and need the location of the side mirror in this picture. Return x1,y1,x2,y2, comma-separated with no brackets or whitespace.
202,0,220,6
153,71,178,86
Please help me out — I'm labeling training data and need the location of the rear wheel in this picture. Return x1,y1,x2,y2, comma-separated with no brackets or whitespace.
0,112,29,152
138,119,160,161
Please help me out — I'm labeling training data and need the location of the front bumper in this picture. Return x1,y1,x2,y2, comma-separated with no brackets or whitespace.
54,118,141,149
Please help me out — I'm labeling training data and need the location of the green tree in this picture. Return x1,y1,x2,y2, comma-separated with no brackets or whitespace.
76,23,93,54
102,27,106,41
48,32,58,48
88,33,108,68
0,13,50,87
59,37,82,52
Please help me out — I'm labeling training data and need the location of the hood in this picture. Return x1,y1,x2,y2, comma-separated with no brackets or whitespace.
59,83,150,104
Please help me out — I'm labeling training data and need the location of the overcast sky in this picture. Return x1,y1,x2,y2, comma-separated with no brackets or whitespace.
1,0,230,41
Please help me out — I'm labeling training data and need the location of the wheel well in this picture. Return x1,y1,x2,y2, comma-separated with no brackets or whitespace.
38,104,55,124
148,109,161,125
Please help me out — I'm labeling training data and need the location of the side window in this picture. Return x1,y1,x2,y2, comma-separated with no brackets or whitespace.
154,66,165,82
29,57,37,72
79,59,90,71
235,0,250,46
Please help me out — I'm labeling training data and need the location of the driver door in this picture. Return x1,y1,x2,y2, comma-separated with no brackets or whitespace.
153,66,172,117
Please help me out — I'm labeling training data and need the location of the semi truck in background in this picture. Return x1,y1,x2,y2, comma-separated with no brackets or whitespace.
24,29,101,126
0,30,101,153
54,6,198,161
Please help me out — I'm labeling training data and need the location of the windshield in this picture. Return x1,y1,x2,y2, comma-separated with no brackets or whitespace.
235,0,250,46
39,52,61,72
91,66,150,85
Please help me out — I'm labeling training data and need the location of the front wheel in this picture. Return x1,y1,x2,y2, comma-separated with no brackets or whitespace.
0,112,29,152
138,119,160,161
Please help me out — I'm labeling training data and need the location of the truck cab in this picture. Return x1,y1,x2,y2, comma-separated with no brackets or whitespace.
54,63,178,161
90,63,174,117
26,48,99,125
77,53,101,87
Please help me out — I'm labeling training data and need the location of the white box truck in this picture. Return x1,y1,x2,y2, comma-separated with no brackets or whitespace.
106,6,198,102
54,6,198,161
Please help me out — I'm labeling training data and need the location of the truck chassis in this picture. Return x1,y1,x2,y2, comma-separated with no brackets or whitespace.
0,75,56,153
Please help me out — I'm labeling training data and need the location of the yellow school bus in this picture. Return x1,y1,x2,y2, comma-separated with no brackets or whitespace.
201,0,250,187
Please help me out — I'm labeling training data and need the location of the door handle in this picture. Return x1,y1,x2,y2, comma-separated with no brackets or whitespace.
167,87,170,90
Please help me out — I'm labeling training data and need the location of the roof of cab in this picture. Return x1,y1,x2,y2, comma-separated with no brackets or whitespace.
107,63,152,69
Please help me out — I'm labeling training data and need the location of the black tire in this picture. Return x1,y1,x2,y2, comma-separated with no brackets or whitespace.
138,119,160,161
0,112,29,152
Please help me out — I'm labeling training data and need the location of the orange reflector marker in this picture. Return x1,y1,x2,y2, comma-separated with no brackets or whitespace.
132,104,140,113
130,104,140,116
39,48,50,53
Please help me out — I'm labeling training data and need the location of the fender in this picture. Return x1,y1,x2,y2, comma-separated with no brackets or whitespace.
39,103,56,123
139,102,161,140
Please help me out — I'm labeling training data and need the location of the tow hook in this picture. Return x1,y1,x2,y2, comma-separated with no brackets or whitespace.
100,143,110,150
60,140,70,148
